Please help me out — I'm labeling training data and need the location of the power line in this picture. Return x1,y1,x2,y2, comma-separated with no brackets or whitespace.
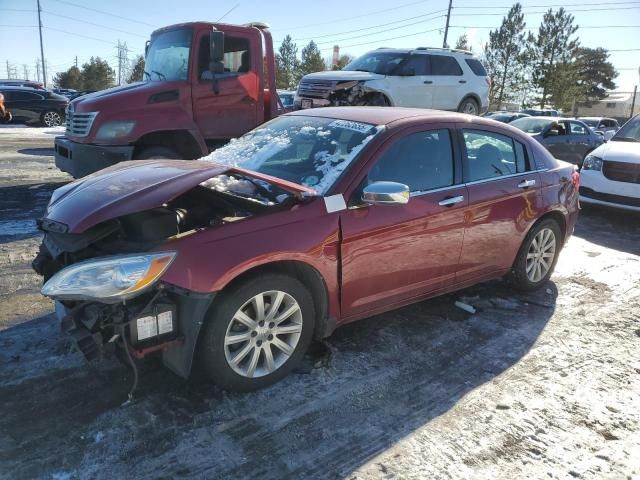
272,0,432,32
453,0,640,7
450,25,640,29
48,0,158,28
451,6,640,16
320,27,443,52
42,10,148,38
279,9,448,43
217,3,240,22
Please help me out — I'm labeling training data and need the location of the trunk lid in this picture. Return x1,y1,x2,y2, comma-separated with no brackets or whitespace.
45,160,316,233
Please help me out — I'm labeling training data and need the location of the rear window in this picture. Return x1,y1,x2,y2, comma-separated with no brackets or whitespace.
429,55,463,76
465,58,487,76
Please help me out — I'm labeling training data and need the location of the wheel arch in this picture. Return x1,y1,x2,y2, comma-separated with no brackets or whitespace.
522,210,567,252
133,130,206,159
457,93,482,112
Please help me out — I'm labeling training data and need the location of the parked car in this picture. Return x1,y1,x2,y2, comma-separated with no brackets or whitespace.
510,116,603,165
0,87,67,126
522,108,559,117
578,117,620,141
53,88,78,98
0,79,45,90
67,89,97,100
580,114,640,211
487,112,530,123
34,107,579,391
277,89,295,112
295,48,490,115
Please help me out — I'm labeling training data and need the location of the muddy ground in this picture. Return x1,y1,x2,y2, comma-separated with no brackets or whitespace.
0,125,638,480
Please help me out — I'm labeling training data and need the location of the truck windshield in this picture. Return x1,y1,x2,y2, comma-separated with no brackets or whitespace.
343,52,409,75
203,116,382,195
145,28,192,81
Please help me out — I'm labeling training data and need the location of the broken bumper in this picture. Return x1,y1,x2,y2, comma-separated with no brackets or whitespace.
54,136,134,178
55,287,215,378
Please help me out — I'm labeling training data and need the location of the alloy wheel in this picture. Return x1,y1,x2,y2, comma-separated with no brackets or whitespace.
462,101,478,115
43,111,62,127
224,290,303,378
526,227,556,283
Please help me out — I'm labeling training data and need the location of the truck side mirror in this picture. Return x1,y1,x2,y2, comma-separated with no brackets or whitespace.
210,30,225,74
145,40,150,58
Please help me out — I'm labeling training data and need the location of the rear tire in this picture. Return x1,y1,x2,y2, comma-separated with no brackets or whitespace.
41,110,63,127
198,273,315,392
458,97,480,115
134,146,180,160
510,219,562,291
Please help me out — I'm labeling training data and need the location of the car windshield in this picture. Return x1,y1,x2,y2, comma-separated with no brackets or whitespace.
279,93,294,106
510,117,554,134
611,115,640,142
144,28,191,81
203,116,382,195
580,119,599,128
343,52,409,75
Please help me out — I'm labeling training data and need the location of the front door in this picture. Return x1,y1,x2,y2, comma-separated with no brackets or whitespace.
391,54,433,108
456,127,542,283
340,126,467,318
191,29,260,141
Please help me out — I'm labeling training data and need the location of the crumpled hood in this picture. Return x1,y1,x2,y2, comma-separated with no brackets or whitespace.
45,160,316,233
301,70,385,82
591,140,640,164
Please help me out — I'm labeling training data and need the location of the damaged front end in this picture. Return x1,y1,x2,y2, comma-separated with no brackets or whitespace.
297,79,389,108
32,159,314,380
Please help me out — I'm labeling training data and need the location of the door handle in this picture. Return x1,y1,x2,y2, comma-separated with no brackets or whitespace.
459,80,467,84
438,195,464,206
517,179,536,188
424,80,433,84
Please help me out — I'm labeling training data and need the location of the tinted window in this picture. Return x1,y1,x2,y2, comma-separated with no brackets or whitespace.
465,58,487,76
429,55,462,76
463,130,526,181
343,51,409,75
398,54,429,76
569,122,588,135
369,129,454,192
11,91,43,101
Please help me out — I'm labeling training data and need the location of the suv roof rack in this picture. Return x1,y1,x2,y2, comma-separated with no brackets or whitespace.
414,47,473,55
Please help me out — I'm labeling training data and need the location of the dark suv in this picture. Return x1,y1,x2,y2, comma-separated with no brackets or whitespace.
0,87,68,127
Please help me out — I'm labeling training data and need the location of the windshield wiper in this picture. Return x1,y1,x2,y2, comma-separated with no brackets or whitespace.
151,70,166,80
143,70,151,80
611,136,639,142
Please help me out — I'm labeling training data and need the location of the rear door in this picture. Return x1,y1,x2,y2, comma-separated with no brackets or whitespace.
191,27,261,141
427,54,465,110
340,125,467,318
455,126,543,283
5,90,43,122
566,120,593,163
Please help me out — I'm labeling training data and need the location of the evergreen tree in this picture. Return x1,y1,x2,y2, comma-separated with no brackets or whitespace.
332,54,353,70
276,35,299,90
455,34,471,51
80,57,116,90
297,41,325,82
127,55,145,83
483,3,529,110
53,66,83,90
530,8,579,108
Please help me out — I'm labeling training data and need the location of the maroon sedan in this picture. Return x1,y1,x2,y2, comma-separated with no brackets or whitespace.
34,107,579,391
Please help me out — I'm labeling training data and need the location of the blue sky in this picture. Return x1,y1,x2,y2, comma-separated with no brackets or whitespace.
1,0,639,90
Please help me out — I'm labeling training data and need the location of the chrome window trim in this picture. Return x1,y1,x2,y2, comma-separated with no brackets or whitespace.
463,168,548,187
409,184,459,197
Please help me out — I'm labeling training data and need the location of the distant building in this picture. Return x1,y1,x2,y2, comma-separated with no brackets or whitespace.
332,46,340,69
575,91,639,120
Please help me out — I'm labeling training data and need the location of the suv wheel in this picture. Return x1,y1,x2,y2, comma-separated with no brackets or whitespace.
41,110,63,127
510,219,562,291
458,97,480,115
364,93,390,107
199,273,315,391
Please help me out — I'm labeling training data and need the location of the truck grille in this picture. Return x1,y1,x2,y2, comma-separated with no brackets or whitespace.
602,160,640,184
297,79,335,99
65,109,97,137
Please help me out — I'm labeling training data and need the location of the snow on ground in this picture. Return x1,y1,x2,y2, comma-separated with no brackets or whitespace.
0,131,639,479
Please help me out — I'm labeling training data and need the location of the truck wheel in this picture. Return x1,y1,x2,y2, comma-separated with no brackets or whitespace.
134,146,181,160
41,110,63,127
509,219,562,291
198,273,315,392
458,97,480,115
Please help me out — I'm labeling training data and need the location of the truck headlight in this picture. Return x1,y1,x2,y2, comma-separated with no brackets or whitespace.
41,252,176,303
95,120,136,140
582,155,603,171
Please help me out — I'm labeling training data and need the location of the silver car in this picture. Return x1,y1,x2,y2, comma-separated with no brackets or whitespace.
579,117,620,141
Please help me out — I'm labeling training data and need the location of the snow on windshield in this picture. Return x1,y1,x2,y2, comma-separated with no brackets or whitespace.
201,116,382,196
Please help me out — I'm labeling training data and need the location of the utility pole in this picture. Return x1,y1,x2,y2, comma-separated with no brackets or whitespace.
5,60,10,79
35,60,41,82
37,0,47,87
23,64,29,80
631,85,637,119
442,0,453,48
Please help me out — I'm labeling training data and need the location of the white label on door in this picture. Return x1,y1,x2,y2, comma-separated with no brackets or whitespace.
324,194,347,213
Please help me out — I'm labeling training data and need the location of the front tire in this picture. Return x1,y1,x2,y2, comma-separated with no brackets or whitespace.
199,273,315,392
41,110,63,127
510,219,562,291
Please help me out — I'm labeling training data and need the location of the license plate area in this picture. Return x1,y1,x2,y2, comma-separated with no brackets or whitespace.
301,98,313,109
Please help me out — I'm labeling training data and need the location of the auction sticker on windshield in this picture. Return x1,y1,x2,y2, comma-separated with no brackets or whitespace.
328,120,375,133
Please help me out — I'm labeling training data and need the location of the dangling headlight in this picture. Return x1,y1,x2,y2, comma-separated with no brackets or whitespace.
41,252,176,303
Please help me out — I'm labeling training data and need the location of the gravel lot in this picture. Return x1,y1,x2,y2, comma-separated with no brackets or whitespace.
0,125,638,480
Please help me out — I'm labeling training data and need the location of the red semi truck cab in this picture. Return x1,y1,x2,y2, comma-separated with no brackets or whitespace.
55,21,280,178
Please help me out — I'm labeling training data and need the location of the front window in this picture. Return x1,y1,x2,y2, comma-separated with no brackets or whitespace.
343,52,409,75
145,28,192,81
203,116,382,195
511,117,554,134
612,115,640,142
580,119,598,128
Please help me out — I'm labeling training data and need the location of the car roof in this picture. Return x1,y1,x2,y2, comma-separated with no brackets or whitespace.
0,86,47,91
286,106,510,128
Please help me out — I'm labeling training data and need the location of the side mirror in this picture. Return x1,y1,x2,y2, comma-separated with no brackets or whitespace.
209,30,225,74
145,40,150,58
362,181,410,206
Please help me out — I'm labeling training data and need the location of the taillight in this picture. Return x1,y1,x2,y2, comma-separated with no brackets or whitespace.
485,76,491,86
571,169,580,189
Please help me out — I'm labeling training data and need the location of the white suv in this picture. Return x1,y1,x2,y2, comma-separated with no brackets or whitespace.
295,48,490,115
